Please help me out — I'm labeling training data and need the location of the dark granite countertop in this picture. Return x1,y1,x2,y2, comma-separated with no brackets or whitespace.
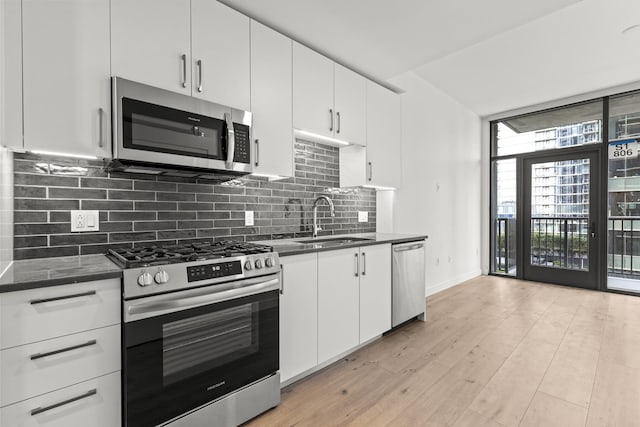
258,232,428,257
0,254,122,293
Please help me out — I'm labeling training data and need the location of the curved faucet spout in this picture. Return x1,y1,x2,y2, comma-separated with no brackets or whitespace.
312,195,335,238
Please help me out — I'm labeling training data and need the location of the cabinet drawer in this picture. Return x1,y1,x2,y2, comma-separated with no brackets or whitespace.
1,325,120,406
0,371,121,427
0,279,120,349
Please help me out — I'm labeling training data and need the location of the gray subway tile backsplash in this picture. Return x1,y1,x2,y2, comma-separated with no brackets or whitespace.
12,140,376,260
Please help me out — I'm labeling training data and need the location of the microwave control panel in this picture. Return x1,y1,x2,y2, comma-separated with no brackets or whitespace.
233,124,250,164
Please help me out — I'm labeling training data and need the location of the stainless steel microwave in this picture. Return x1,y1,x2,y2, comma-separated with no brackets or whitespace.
110,77,253,178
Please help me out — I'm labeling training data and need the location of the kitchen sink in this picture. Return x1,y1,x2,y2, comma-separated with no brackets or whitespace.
297,237,372,245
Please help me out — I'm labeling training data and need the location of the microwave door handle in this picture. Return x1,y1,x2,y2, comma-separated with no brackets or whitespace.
224,112,235,169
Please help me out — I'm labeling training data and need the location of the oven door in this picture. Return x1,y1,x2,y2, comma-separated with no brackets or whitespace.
123,279,279,427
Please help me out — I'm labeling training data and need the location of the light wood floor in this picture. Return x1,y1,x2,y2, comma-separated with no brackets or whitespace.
246,275,640,427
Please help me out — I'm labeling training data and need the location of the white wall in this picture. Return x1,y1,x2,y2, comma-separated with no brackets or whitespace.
387,72,482,296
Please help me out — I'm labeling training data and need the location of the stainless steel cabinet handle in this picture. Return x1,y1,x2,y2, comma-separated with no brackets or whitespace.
368,162,373,181
329,109,334,132
98,108,104,148
196,59,203,92
255,139,260,167
180,54,187,88
31,389,97,416
224,112,235,169
336,111,341,134
362,252,366,276
30,340,97,360
30,290,96,305
354,253,359,277
280,264,284,295
393,243,425,252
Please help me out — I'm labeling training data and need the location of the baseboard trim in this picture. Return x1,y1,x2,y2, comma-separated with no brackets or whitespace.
425,269,482,297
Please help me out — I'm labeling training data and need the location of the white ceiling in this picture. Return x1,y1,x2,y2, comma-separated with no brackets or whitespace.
222,0,640,117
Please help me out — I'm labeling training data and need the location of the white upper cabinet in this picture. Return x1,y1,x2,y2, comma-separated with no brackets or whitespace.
366,81,402,188
250,20,293,177
334,64,366,146
339,82,402,188
111,0,250,110
22,0,111,158
192,0,250,110
293,43,366,145
1,0,23,149
293,42,334,139
111,0,191,95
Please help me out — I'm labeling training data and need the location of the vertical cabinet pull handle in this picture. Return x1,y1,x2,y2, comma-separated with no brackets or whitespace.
280,264,284,295
354,253,359,277
255,139,260,167
180,54,188,88
368,162,373,181
362,252,366,276
196,59,203,92
336,111,341,134
98,108,104,148
329,109,334,132
30,389,97,416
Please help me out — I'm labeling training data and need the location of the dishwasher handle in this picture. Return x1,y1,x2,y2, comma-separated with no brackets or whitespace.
393,242,424,252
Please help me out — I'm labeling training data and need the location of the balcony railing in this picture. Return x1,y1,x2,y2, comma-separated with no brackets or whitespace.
494,218,516,275
609,217,640,277
530,217,589,271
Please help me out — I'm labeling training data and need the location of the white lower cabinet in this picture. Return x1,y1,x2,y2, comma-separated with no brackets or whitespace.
317,248,360,364
0,278,121,350
279,253,317,383
358,244,392,342
279,244,392,383
0,371,121,427
1,325,120,406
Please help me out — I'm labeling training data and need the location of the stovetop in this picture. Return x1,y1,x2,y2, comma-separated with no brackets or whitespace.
109,240,273,268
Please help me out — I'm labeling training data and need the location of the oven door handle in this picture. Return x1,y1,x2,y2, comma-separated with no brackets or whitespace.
126,276,280,321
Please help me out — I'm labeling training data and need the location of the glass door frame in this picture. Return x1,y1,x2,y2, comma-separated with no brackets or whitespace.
521,148,601,289
489,100,611,292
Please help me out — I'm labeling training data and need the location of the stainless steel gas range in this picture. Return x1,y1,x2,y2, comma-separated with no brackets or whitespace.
110,241,281,427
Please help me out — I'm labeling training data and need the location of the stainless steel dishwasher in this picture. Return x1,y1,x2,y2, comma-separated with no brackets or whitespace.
392,240,426,327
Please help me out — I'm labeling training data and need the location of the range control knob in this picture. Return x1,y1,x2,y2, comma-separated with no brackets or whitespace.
244,260,253,271
254,259,263,269
265,257,274,268
154,270,169,284
137,271,153,287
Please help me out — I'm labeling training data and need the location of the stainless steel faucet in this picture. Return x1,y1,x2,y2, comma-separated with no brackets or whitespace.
312,195,335,238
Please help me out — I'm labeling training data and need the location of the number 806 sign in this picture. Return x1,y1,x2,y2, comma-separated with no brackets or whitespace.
609,139,639,160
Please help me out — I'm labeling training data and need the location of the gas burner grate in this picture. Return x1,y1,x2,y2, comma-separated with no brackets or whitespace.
109,240,272,268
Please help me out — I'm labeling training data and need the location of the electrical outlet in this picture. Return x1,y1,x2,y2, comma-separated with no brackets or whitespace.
245,211,254,226
358,211,368,222
71,210,99,232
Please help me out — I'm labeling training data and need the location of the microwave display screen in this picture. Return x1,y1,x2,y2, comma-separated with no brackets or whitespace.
123,98,225,160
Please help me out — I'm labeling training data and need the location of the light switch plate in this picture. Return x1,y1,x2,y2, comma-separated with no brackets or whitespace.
71,210,99,232
245,211,254,226
358,211,368,222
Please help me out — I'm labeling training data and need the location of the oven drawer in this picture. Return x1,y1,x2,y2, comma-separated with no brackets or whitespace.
0,278,120,349
0,324,120,406
0,371,121,427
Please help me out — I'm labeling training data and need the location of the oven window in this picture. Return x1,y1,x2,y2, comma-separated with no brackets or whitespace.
162,303,258,386
123,97,224,159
